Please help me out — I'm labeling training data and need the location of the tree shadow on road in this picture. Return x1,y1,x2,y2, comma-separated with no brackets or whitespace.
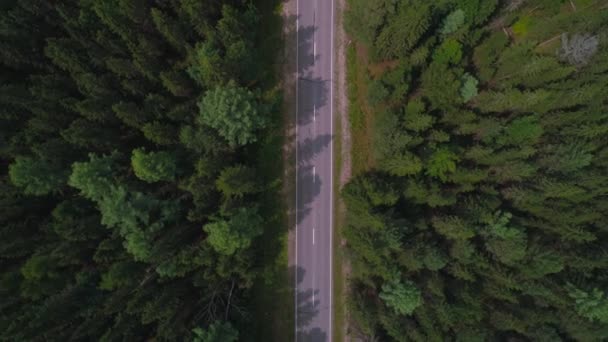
295,164,322,225
290,266,327,341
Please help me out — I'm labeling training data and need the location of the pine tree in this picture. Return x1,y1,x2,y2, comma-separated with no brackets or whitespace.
9,156,68,195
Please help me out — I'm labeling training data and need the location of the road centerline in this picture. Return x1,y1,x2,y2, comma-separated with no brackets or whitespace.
295,0,334,340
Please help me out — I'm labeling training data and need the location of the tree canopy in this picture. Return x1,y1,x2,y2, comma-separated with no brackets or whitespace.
0,0,281,340
199,81,268,147
344,0,608,340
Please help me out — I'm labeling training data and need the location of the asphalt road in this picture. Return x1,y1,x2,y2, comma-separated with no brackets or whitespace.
295,0,334,340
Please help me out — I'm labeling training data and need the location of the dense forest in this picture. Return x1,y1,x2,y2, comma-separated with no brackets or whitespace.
0,0,283,340
344,0,608,340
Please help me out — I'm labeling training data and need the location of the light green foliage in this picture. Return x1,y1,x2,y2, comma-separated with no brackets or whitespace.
426,149,459,181
433,39,463,65
460,73,478,102
70,153,178,262
432,216,475,240
9,156,68,195
568,286,608,323
199,82,267,147
131,148,177,183
380,278,422,316
382,153,423,177
440,9,465,36
512,16,531,37
68,153,118,201
203,207,263,255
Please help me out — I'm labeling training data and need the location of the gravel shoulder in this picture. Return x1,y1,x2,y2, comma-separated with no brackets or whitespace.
333,0,353,340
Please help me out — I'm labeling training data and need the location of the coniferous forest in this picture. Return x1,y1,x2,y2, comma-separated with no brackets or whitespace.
0,1,283,341
344,0,608,340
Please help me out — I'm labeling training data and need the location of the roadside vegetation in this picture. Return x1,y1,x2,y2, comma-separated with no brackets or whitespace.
343,0,608,340
0,0,285,340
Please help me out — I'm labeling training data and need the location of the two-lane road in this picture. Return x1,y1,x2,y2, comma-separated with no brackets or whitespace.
295,0,334,341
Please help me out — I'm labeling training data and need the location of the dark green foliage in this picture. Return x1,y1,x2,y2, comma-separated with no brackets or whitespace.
9,156,68,195
344,0,390,46
374,1,432,60
216,165,261,198
0,1,278,340
367,79,390,106
193,321,239,342
344,0,608,340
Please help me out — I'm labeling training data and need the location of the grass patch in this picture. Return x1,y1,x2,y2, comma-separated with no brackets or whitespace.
334,41,378,342
333,93,346,342
512,15,532,37
347,44,375,176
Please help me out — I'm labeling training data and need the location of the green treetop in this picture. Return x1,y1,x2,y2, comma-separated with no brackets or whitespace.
379,278,422,316
131,148,177,183
9,156,68,195
203,206,263,255
193,321,239,342
198,81,267,147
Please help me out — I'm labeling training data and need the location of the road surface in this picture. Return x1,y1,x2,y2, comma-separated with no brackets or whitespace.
295,0,334,340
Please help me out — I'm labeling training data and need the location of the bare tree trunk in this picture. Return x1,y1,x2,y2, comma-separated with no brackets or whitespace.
537,33,562,48
224,279,236,320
